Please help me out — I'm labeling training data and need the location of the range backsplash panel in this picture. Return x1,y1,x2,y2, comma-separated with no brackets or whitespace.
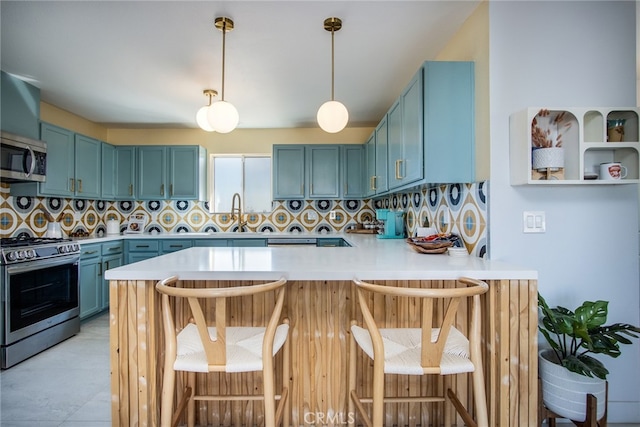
0,182,488,257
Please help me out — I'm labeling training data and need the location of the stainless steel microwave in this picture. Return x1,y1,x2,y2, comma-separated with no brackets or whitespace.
0,131,46,182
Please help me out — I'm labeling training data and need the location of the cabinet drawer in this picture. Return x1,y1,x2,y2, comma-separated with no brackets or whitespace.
102,241,124,255
80,243,101,260
229,239,267,247
161,239,193,253
127,240,160,252
193,239,228,247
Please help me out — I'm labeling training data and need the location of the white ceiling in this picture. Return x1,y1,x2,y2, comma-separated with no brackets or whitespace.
0,1,480,130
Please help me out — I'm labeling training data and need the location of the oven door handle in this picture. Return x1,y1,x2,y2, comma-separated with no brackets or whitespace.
6,255,80,275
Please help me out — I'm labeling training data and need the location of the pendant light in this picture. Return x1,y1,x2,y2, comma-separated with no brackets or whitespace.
196,89,217,132
317,17,349,133
200,17,239,133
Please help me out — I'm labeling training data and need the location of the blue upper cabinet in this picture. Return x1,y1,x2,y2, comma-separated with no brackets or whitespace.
363,133,376,198
273,145,305,199
307,145,340,199
115,146,136,200
374,117,389,194
36,122,75,197
139,145,206,201
101,143,116,200
0,71,40,140
273,144,363,200
423,61,475,183
10,123,103,199
342,145,364,198
74,134,101,199
366,61,476,196
387,100,403,190
400,70,424,184
137,146,167,199
168,145,206,200
388,69,424,190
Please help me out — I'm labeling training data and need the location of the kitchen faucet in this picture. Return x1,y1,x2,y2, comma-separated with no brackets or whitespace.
230,193,247,232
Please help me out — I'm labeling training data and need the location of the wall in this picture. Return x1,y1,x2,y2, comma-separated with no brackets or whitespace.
488,1,639,421
435,0,490,181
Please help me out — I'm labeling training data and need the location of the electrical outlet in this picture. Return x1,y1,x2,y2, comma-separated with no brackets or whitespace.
329,210,337,220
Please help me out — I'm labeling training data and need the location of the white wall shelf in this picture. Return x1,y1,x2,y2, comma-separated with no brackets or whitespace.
510,107,640,185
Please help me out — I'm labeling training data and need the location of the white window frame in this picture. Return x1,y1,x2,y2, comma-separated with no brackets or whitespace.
207,153,272,214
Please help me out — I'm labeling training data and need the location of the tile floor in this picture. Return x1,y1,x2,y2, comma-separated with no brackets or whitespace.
1,312,110,426
1,310,638,427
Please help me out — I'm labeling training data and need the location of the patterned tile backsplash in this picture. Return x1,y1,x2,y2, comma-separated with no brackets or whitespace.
0,181,488,257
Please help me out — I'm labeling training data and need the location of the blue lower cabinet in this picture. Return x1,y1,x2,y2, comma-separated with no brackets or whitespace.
161,239,193,254
126,240,160,264
79,243,102,319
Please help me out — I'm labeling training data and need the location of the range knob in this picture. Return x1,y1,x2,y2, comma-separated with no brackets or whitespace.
15,250,26,260
25,249,37,259
58,245,68,254
72,243,80,252
6,251,17,262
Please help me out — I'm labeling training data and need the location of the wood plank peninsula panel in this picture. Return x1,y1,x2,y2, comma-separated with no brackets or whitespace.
109,278,538,426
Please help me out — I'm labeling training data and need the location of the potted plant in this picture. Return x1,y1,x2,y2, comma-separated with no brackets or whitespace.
538,294,640,422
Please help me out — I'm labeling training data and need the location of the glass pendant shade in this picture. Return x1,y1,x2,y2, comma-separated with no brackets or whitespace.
196,105,215,132
207,100,239,134
317,100,349,133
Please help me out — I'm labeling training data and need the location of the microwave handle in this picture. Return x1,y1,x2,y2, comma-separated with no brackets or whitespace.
23,144,36,178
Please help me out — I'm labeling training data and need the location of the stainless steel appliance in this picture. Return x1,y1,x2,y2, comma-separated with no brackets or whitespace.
1,237,81,369
267,237,317,247
0,131,47,182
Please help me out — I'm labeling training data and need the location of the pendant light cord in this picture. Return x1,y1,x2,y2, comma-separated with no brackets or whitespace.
330,25,335,101
221,19,227,101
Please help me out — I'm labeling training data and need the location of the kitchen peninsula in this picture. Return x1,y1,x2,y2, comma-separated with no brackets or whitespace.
105,233,538,426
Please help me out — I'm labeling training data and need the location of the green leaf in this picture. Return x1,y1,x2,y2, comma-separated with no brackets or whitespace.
562,354,609,380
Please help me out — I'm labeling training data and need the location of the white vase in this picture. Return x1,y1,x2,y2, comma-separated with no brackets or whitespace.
532,147,564,171
539,349,606,422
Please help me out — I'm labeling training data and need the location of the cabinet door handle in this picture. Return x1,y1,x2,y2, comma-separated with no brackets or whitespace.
370,176,377,191
84,250,99,255
129,184,133,196
70,178,75,192
170,184,173,196
160,184,165,196
395,159,404,180
78,179,82,193
310,183,313,194
98,261,103,277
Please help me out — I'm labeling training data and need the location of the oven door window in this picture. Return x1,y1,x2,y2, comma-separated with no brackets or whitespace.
8,261,79,333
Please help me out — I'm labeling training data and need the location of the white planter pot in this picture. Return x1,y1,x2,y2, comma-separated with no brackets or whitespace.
539,349,606,422
532,147,564,170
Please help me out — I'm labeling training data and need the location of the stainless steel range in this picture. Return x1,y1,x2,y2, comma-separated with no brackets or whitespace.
1,237,81,368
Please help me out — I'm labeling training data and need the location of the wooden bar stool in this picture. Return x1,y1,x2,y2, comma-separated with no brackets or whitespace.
348,277,489,427
155,276,290,427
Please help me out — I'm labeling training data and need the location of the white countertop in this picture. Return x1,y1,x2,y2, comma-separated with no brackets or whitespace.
102,232,537,281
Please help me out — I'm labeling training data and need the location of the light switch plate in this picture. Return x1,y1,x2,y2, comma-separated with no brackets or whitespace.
523,211,546,233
